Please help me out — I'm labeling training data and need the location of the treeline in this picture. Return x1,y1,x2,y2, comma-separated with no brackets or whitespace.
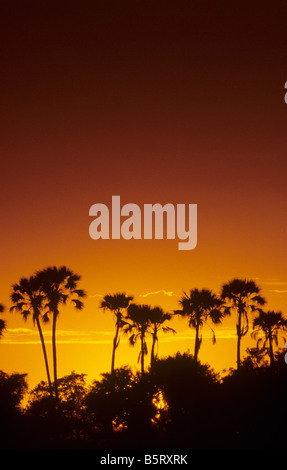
0,265,287,449
0,351,286,450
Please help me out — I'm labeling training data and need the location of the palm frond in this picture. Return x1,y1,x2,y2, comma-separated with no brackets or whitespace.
71,299,84,310
10,292,24,303
22,310,31,321
129,334,137,346
42,311,50,323
223,306,232,315
252,295,266,306
209,308,223,324
0,319,6,336
72,289,87,298
162,326,176,334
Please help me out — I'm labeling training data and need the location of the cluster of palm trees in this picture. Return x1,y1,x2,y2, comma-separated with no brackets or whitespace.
101,279,287,375
100,294,176,376
8,266,86,401
177,280,287,369
1,266,287,400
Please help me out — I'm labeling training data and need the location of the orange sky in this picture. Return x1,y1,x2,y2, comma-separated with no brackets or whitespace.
0,1,287,390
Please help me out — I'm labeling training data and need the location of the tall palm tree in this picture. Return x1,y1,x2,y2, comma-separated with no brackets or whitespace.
36,266,86,401
99,293,134,374
221,278,266,369
149,307,176,367
176,288,225,363
252,310,287,367
124,303,152,376
10,276,52,395
0,304,6,339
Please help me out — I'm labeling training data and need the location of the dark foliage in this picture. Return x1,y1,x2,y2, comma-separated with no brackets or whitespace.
0,351,286,450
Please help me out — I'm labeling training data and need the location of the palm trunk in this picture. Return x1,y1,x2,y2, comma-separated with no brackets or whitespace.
194,323,200,362
141,332,145,376
150,330,157,367
268,328,274,367
52,310,59,402
35,315,53,397
111,321,120,374
236,313,242,369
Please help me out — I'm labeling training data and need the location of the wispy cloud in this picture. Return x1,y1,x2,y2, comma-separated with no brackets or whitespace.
1,328,114,345
260,280,287,286
253,279,287,294
269,289,287,294
160,327,238,341
139,290,176,298
1,326,238,345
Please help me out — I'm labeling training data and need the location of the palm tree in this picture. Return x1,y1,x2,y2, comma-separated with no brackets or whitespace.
176,288,225,363
149,307,176,367
10,276,53,395
252,310,287,367
0,304,6,339
36,266,86,401
221,278,266,369
99,293,133,374
124,303,152,376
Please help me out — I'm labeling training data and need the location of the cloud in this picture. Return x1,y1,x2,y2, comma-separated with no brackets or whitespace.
254,279,287,293
1,328,114,345
6,328,33,334
260,280,287,286
1,325,239,347
156,328,238,343
269,289,287,294
139,290,176,298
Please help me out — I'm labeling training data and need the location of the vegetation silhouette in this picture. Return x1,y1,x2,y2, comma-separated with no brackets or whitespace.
86,366,139,435
175,288,226,362
10,275,53,396
0,354,287,449
221,278,266,368
149,352,220,448
0,371,28,449
1,267,287,449
124,303,152,376
35,266,86,402
0,304,6,338
123,303,176,376
252,310,287,367
148,306,176,367
99,293,133,374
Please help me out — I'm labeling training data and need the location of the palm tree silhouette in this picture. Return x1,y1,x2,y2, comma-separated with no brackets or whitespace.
149,307,176,367
10,276,53,395
252,310,287,366
0,304,6,339
100,293,133,374
36,266,86,401
176,288,225,363
221,278,266,369
124,303,152,376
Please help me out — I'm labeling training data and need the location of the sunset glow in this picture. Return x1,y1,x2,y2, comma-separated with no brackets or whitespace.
0,1,286,451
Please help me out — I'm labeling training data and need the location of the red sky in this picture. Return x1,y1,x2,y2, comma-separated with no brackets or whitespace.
0,1,287,389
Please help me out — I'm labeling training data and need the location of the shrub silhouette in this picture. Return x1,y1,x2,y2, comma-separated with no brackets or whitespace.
149,352,221,448
0,371,28,449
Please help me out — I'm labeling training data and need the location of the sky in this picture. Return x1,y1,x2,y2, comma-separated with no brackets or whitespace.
0,1,287,389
